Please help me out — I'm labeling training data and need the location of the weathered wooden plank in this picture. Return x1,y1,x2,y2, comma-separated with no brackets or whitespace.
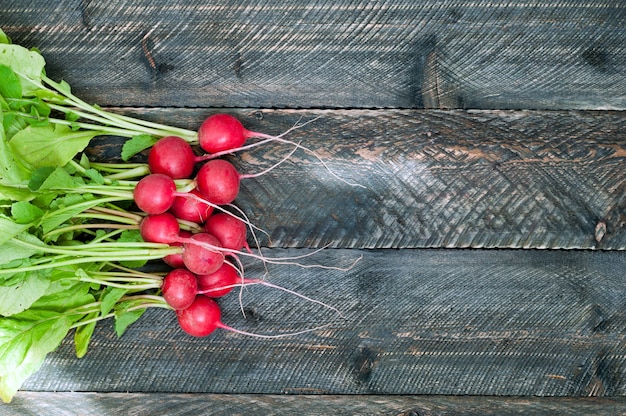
2,1,625,110
5,392,626,416
91,108,626,249
18,249,626,397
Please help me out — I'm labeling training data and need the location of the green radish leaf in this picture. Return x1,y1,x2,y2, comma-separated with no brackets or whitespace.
41,193,99,234
0,65,22,99
9,124,98,169
65,110,80,123
0,216,31,245
73,313,97,359
100,287,128,316
11,201,44,224
121,134,156,161
0,184,32,203
0,43,45,96
0,233,44,264
0,29,10,45
0,115,32,189
0,281,93,403
114,308,145,337
78,153,90,169
36,166,80,191
0,269,51,316
27,167,56,191
0,357,46,403
84,168,105,185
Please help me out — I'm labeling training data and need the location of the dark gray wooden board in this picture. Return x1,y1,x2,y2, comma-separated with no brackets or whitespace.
5,393,626,416
1,0,625,110
90,108,626,250
14,249,626,398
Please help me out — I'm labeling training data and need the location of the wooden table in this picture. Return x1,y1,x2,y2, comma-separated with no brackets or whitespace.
2,1,625,415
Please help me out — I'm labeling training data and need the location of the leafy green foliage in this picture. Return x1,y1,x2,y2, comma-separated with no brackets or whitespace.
0,280,94,402
0,43,45,95
0,65,22,100
115,308,145,338
0,26,191,403
121,134,157,161
9,124,98,169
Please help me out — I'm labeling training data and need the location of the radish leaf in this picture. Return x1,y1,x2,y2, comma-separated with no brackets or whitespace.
9,124,97,169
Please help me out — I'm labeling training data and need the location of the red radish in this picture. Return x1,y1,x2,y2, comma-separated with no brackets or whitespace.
196,114,365,189
176,295,223,337
162,268,198,310
182,233,225,275
176,294,336,339
204,213,248,252
163,230,192,268
148,136,196,179
197,113,248,154
195,159,240,205
139,214,227,273
197,263,240,298
169,189,214,223
140,213,181,244
133,173,177,214
133,173,220,216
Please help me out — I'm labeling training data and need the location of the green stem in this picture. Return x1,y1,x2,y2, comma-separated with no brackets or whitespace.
73,213,139,226
0,253,174,275
79,277,160,290
87,205,143,223
41,75,197,141
102,165,151,180
43,223,137,240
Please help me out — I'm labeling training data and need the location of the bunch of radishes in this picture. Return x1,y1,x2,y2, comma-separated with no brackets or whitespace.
132,113,327,337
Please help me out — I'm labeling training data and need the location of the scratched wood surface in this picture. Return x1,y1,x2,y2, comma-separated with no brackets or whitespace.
1,0,625,110
1,0,626,414
14,249,626,399
89,108,626,250
5,393,626,416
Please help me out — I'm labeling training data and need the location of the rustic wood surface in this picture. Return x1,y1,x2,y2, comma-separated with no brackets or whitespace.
14,249,626,398
1,0,625,412
5,392,626,416
91,108,626,250
1,0,625,110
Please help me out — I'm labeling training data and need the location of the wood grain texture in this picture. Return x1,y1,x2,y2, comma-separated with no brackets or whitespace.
2,0,625,110
18,249,626,397
90,108,626,249
5,393,626,416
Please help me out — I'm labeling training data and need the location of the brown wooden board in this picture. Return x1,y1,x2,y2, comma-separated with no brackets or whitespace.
1,1,625,110
5,392,626,416
90,108,626,250
15,249,626,397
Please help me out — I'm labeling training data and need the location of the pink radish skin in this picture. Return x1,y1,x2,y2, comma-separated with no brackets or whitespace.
195,159,240,205
162,268,198,310
134,173,218,216
148,136,196,179
163,230,192,268
197,114,249,154
140,213,181,244
182,233,225,275
139,214,224,274
176,295,224,337
169,189,214,224
197,263,240,298
195,113,365,189
176,294,336,339
133,173,177,214
204,213,248,252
